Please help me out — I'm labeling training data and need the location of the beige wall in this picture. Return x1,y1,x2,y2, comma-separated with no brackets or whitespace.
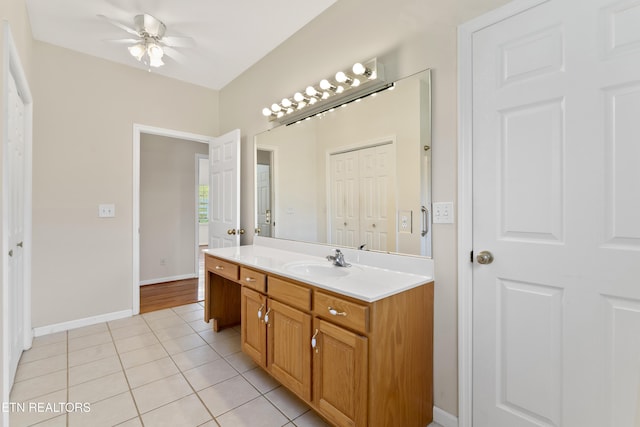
219,0,512,415
31,42,219,327
140,134,208,283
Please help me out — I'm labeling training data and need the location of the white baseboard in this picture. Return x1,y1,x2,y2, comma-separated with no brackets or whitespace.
433,406,458,427
32,309,133,337
140,274,197,286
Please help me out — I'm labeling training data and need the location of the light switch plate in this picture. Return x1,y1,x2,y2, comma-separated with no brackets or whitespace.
98,204,115,218
433,202,454,224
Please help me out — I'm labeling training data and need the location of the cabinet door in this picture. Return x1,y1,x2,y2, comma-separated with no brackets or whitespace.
313,319,368,427
241,287,267,367
267,299,312,401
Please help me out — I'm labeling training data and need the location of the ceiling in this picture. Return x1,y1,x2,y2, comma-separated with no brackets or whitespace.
25,0,336,90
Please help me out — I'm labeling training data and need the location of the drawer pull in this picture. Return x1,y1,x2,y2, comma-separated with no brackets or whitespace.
245,277,257,282
311,328,319,354
328,307,347,317
215,266,224,270
264,308,272,326
257,304,264,320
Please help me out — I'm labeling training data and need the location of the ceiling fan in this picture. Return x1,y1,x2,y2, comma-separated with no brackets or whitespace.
99,13,195,68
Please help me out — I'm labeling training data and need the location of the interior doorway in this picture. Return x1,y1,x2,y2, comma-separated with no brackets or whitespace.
133,125,214,314
256,149,274,237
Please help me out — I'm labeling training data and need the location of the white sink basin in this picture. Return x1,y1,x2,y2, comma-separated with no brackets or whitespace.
283,261,354,278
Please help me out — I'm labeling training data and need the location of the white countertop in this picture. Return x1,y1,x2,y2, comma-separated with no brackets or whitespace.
204,244,433,303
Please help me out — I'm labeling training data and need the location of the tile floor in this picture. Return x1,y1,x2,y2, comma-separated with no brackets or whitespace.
9,302,443,427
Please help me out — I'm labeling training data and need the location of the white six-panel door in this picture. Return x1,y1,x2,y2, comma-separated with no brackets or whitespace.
330,150,360,247
329,144,395,251
470,0,640,426
209,129,241,248
7,72,26,385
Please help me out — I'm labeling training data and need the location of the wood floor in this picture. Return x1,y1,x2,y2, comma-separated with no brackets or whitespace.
139,278,199,314
140,246,207,314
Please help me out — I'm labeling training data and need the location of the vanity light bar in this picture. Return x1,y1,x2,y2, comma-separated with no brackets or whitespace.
262,58,386,126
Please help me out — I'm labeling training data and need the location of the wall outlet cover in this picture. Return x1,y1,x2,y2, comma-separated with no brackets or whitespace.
398,210,412,233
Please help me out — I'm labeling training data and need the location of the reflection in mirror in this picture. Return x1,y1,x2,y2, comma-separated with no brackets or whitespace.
254,69,432,257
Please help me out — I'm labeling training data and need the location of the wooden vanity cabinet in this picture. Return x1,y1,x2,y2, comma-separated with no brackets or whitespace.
204,256,241,331
240,276,313,401
240,287,267,366
205,253,434,427
313,318,368,427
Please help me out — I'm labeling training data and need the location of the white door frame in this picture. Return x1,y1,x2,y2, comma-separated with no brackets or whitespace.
457,1,549,426
132,124,213,315
254,143,278,238
2,22,33,425
195,153,208,252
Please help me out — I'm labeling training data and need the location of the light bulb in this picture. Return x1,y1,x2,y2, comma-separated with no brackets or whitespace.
262,108,272,117
336,86,344,94
309,97,318,105
305,86,318,97
277,111,284,118
293,92,306,102
286,107,294,114
281,98,292,108
335,71,348,83
271,103,281,112
351,78,361,87
319,79,334,91
352,62,367,75
297,101,306,109
147,43,164,59
322,92,330,100
149,56,164,68
128,44,145,61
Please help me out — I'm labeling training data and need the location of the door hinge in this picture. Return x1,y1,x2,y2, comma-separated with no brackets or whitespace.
470,250,474,263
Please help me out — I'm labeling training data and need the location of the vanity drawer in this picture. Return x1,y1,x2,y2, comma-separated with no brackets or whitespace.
240,267,266,293
314,291,369,334
268,277,311,311
206,256,239,281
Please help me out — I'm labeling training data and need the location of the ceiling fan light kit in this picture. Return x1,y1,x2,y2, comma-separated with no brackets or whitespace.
100,13,195,70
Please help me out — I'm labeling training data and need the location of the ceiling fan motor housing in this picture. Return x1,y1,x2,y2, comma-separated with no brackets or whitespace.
134,14,166,40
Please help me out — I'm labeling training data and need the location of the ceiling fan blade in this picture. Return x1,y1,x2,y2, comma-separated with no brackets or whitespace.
162,46,187,64
103,38,140,44
161,36,196,48
97,14,139,37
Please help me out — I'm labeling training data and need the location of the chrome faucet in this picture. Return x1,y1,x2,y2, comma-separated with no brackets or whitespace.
326,249,350,267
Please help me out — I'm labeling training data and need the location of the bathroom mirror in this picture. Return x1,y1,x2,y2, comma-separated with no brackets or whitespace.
254,69,432,257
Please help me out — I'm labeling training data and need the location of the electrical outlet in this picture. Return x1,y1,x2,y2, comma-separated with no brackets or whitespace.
98,204,115,218
398,210,412,233
433,202,454,224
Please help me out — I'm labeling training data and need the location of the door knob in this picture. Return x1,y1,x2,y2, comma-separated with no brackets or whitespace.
227,229,236,235
238,229,245,235
476,251,494,265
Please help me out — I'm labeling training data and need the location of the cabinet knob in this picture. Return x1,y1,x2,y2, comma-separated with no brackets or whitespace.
257,304,264,320
311,328,319,354
245,277,256,283
328,306,347,317
263,308,272,326
215,265,224,270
